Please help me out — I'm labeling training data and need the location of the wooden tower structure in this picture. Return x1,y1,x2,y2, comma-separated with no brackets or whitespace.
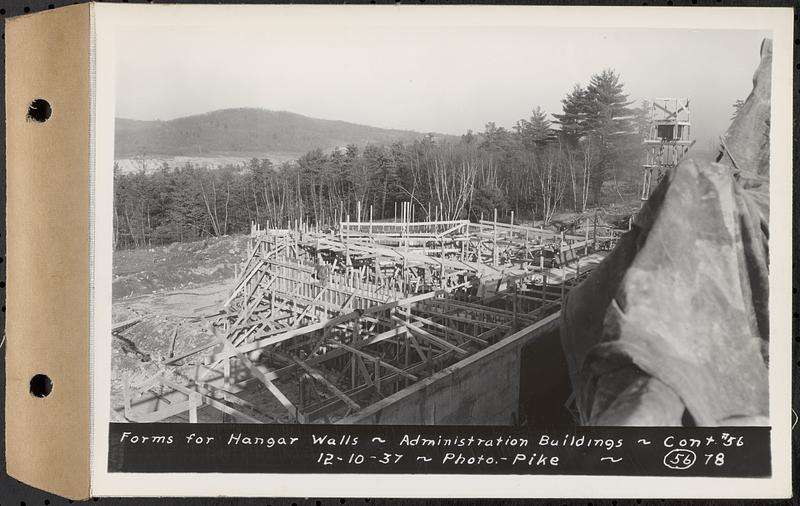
641,98,696,200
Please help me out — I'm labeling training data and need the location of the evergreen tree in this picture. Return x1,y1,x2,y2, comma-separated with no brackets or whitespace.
480,122,514,153
584,69,635,203
470,184,507,221
461,129,477,146
514,106,552,149
552,85,591,144
553,70,635,205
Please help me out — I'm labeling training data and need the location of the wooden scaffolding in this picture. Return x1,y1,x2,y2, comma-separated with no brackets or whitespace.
641,98,696,200
118,214,607,424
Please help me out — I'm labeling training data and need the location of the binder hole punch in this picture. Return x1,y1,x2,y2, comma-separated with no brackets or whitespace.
26,98,52,123
29,374,53,398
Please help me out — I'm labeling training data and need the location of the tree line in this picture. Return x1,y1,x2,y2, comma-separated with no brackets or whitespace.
114,68,649,250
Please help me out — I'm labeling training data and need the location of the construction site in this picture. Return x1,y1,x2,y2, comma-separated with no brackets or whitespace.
113,192,636,424
112,44,771,427
110,93,705,427
112,207,617,425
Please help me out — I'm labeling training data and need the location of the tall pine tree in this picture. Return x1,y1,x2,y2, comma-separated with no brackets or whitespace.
585,69,635,203
552,84,591,145
514,106,553,149
553,69,635,205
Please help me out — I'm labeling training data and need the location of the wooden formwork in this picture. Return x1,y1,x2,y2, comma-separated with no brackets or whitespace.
119,219,603,424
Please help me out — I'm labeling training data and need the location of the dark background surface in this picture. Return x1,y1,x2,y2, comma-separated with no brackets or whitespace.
0,0,797,504
107,424,772,476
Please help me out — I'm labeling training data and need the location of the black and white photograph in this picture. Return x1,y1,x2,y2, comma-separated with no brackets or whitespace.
2,2,792,500
107,12,776,430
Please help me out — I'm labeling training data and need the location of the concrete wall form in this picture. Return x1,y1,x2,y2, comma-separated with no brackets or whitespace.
339,312,561,425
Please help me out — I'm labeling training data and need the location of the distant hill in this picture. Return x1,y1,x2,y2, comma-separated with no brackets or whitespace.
115,108,434,159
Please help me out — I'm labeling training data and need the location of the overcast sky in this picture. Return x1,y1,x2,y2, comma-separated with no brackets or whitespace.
115,24,770,149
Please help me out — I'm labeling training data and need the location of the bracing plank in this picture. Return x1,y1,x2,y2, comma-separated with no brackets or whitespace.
217,337,305,423
328,340,418,381
281,353,361,412
396,319,469,357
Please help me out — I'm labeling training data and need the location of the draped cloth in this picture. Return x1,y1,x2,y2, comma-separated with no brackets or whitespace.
559,39,771,426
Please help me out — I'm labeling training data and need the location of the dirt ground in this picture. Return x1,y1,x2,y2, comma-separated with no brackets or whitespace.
113,235,251,299
110,235,250,414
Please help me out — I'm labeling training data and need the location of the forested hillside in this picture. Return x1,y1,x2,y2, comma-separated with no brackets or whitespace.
114,70,658,250
115,108,429,158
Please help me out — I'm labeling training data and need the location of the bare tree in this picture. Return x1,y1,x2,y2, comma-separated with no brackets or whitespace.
416,143,479,221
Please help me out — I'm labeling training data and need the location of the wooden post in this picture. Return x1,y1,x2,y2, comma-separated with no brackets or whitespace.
270,289,275,317
299,375,305,410
444,298,449,342
584,217,590,255
357,201,361,223
404,202,409,252
524,228,530,263
404,331,410,388
223,356,231,410
510,210,514,228
350,353,356,390
369,205,373,237
403,258,409,294
374,359,381,395
440,245,446,290
188,393,199,423
345,214,351,266
512,282,518,330
539,255,546,317
492,208,498,267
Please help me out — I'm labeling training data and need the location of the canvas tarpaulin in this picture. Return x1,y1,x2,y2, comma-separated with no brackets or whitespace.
559,39,771,426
